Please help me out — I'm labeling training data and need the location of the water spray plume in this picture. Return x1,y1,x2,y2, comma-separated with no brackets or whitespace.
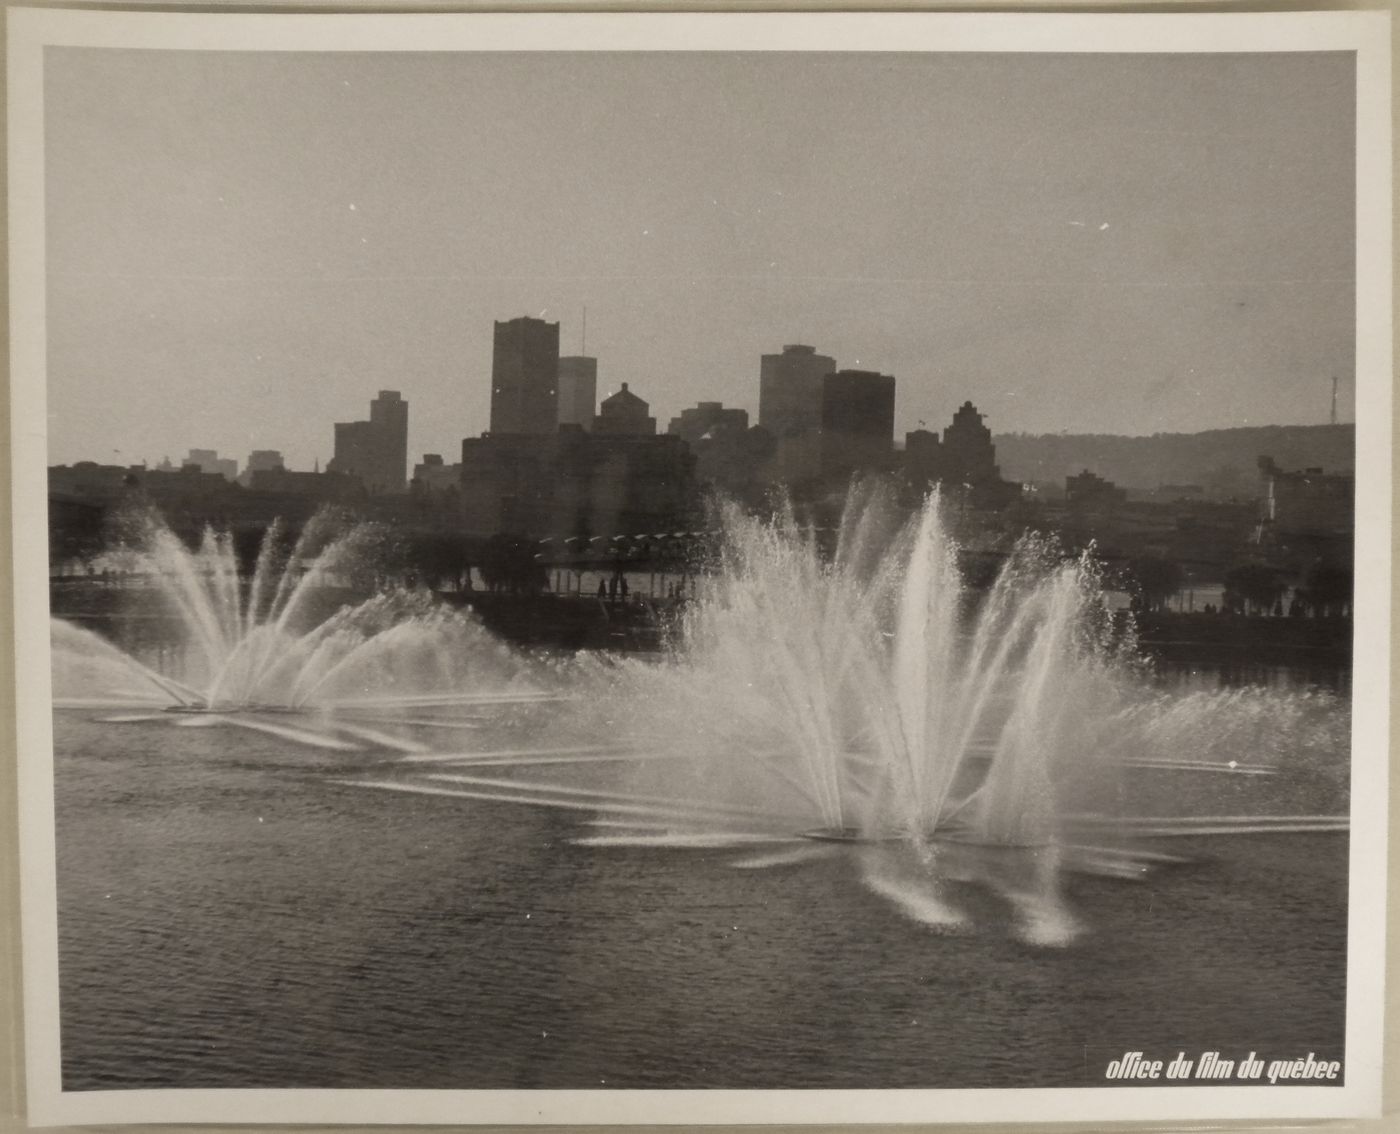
611,488,1122,846
52,508,533,713
585,487,1346,941
52,495,1349,942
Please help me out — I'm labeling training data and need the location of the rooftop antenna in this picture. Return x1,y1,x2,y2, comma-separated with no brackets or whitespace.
581,306,587,355
1330,376,1338,425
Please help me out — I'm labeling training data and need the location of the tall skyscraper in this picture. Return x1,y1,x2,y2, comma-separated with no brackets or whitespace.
371,389,409,491
557,356,598,430
490,316,560,435
820,369,896,481
327,389,408,494
759,344,836,439
903,401,1018,510
939,401,1000,484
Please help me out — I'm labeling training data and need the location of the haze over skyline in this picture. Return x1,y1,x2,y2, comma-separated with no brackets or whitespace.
46,48,1356,472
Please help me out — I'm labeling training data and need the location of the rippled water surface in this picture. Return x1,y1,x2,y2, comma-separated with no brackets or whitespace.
54,707,1348,1090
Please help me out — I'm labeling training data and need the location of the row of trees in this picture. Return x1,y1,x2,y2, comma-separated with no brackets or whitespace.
54,496,1355,620
1124,556,1352,618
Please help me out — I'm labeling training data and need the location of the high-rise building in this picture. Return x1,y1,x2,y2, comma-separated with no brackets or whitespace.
903,402,1019,511
820,369,896,482
327,390,408,494
759,344,836,439
940,401,1000,484
490,317,560,435
557,356,598,430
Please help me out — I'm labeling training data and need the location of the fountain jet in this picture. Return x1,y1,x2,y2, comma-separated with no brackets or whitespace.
605,487,1125,850
51,510,534,715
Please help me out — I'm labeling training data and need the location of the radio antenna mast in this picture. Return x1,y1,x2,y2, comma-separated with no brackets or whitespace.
1330,376,1338,425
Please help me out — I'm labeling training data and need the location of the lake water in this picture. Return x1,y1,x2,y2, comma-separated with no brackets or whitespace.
53,701,1349,1091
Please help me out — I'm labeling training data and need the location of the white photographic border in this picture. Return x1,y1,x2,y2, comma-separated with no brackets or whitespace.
8,7,1392,1126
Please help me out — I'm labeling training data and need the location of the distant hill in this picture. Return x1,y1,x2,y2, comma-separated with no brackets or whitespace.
993,424,1355,493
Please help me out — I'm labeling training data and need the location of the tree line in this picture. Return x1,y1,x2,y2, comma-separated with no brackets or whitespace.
1124,556,1352,618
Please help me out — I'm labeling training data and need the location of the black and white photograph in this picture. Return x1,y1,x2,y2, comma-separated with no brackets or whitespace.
8,8,1391,1126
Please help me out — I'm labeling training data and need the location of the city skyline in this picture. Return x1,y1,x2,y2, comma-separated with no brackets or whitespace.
47,49,1355,472
47,308,1361,478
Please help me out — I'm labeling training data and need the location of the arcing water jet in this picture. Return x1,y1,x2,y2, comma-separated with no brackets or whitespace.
51,510,532,714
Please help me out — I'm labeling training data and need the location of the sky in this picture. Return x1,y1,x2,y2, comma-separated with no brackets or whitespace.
44,47,1356,472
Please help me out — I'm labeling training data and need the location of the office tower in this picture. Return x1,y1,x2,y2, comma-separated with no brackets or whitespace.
820,369,896,480
939,401,1001,484
490,316,560,435
759,344,836,439
903,402,1019,511
327,389,409,494
557,356,598,430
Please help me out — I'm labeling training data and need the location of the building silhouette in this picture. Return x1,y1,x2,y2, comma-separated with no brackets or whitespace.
464,323,692,538
903,429,942,486
760,344,835,486
1065,468,1128,510
50,461,152,502
406,454,463,524
460,427,694,538
246,467,364,503
1256,456,1353,568
327,390,408,494
239,449,284,487
904,401,1019,509
667,402,770,501
667,401,749,445
184,449,238,482
491,317,560,435
760,344,835,439
412,453,462,495
939,401,1001,484
593,383,656,436
820,369,896,482
557,356,598,431
245,450,283,472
